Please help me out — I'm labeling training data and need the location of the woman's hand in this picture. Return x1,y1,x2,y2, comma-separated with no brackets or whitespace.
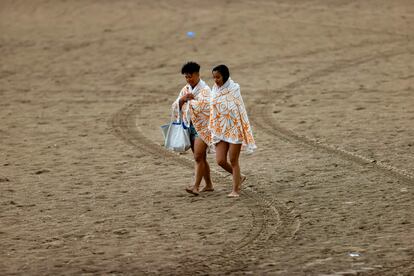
181,93,194,102
179,93,195,109
179,93,194,104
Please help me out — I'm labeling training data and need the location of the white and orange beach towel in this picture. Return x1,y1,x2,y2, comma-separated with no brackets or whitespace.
209,78,257,152
171,79,212,145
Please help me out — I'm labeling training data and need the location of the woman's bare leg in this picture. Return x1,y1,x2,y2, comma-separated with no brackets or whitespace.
201,156,214,192
186,138,209,195
215,141,232,174
228,143,242,197
200,138,213,191
215,141,245,196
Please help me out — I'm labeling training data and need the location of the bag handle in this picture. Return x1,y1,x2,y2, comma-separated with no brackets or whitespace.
170,101,181,124
182,101,191,129
171,98,192,128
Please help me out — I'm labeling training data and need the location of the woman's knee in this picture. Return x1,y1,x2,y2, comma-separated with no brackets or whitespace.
229,156,239,167
194,152,206,163
229,144,241,167
216,157,227,167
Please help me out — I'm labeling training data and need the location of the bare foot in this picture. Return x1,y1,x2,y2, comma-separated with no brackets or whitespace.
185,186,199,196
227,191,240,198
200,186,214,192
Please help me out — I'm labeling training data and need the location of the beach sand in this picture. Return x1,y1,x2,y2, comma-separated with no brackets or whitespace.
1,0,413,274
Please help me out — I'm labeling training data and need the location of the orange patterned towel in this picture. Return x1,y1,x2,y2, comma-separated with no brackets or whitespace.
209,78,257,152
171,79,212,145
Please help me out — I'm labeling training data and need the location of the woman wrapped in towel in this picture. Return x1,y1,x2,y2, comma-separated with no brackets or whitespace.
172,62,213,196
209,64,257,197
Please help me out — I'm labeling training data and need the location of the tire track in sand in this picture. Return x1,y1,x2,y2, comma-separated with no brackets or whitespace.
109,100,300,272
251,47,414,185
249,46,413,275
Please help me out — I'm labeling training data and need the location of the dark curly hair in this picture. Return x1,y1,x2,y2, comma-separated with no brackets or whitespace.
181,61,200,74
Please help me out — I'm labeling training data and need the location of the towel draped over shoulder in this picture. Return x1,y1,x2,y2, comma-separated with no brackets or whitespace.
171,79,212,145
209,78,257,152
